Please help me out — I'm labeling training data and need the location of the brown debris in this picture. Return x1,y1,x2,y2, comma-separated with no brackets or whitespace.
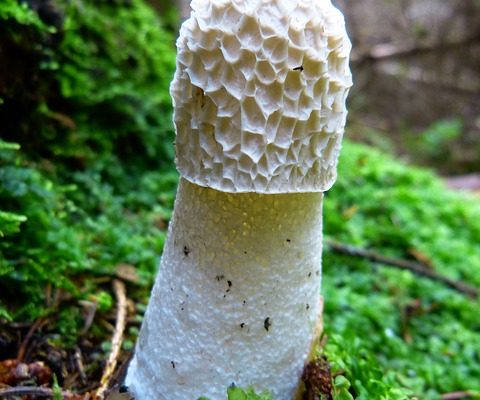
0,274,138,399
0,359,52,386
115,264,140,284
302,357,333,400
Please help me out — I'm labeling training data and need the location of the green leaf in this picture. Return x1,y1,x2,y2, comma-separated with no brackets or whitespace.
52,375,63,400
227,386,248,400
0,211,27,237
0,0,44,27
0,140,20,151
227,386,272,400
333,376,354,400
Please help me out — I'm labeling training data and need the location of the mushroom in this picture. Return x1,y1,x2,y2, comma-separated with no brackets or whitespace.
125,0,352,399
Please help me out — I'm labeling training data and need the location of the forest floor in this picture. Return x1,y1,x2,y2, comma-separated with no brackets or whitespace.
1,1,480,399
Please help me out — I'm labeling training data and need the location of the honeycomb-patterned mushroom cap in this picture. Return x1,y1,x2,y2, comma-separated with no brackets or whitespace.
171,0,352,193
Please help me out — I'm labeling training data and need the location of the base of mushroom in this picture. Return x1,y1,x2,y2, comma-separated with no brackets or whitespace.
126,178,324,400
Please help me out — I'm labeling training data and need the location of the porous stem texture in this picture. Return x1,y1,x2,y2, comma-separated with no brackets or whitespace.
126,178,324,400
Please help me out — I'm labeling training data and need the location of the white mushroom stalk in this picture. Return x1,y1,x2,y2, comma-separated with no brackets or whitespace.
126,0,352,399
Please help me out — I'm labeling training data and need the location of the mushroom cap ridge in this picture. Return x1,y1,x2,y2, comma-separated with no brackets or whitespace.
171,0,352,193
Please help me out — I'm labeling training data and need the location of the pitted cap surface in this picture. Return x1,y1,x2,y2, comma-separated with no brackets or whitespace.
171,0,352,193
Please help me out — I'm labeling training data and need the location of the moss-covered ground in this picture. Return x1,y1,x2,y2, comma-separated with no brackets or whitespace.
1,1,479,399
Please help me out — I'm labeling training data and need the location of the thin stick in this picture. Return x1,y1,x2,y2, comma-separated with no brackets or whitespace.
326,241,479,299
351,34,480,63
79,300,98,335
108,351,134,392
442,391,477,400
17,317,48,361
95,279,128,400
0,386,79,398
74,346,87,385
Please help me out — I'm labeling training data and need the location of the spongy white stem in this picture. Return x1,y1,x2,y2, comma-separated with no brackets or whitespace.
126,178,324,400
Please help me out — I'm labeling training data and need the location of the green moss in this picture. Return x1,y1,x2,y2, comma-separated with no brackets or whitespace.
54,0,177,172
0,0,177,328
0,141,81,319
0,137,175,323
1,0,176,179
0,0,46,28
322,141,480,398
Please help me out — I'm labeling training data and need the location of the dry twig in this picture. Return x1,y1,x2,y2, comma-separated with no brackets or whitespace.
326,241,479,299
0,386,81,399
442,391,477,400
445,175,480,193
351,34,480,63
74,346,87,385
95,280,128,400
79,300,98,335
17,317,48,361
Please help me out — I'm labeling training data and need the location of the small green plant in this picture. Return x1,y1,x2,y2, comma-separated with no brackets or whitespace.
52,375,63,400
333,376,354,400
198,385,272,400
227,386,272,400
